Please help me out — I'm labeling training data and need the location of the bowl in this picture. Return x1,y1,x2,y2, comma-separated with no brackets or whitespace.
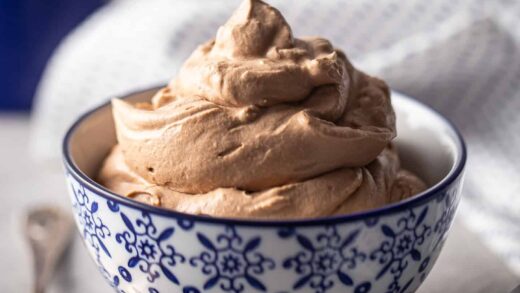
63,87,466,293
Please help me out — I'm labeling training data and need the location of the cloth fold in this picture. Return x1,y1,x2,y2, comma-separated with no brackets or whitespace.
30,0,520,275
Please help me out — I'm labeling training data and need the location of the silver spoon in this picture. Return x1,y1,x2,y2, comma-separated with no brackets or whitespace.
25,206,75,293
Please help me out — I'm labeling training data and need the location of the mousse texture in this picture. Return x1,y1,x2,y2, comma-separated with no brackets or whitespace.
98,0,426,219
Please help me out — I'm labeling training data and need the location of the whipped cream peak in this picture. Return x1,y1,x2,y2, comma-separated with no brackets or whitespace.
213,0,294,58
169,0,345,108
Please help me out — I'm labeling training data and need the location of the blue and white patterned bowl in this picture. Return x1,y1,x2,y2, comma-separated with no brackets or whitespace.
62,88,466,293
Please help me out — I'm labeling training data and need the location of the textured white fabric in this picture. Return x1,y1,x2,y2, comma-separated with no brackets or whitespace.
30,0,520,275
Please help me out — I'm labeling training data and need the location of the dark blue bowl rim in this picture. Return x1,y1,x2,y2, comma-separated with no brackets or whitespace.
63,85,467,227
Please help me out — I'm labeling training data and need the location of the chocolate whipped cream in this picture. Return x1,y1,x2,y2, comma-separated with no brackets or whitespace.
98,0,426,219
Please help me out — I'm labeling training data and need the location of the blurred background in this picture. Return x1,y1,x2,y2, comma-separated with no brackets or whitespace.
0,0,105,110
1,0,519,292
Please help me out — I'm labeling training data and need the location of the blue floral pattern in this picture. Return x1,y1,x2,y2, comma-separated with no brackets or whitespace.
280,226,368,293
110,271,128,293
433,188,460,251
182,286,201,293
190,226,275,293
71,182,111,258
115,211,186,284
370,207,432,293
65,171,462,293
69,178,126,292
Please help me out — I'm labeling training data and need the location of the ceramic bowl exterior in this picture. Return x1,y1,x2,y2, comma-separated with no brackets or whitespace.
63,90,466,293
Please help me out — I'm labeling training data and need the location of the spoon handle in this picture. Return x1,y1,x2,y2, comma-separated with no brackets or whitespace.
25,206,74,293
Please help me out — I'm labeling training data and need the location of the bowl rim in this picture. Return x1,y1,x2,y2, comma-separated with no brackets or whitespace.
63,85,467,227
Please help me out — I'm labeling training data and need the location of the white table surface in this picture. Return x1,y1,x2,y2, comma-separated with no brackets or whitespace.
0,113,518,293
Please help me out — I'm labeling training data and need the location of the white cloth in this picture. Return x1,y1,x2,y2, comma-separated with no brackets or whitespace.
31,0,520,275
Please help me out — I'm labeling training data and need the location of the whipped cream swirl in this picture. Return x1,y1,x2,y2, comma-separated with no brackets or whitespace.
98,0,426,219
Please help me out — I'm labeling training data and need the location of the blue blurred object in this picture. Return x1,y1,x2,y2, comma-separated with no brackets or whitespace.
0,0,104,111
